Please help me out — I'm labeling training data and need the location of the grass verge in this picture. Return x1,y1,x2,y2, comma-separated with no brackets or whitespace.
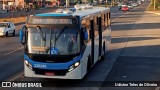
0,17,26,23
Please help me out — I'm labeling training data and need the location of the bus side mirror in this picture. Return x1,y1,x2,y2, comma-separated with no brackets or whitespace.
19,25,26,45
19,30,24,45
84,30,88,41
81,27,88,41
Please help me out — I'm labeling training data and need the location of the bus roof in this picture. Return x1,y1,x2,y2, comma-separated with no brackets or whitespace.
73,7,110,18
35,13,71,17
34,7,110,18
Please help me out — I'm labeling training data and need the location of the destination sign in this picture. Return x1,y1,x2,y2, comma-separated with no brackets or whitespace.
28,18,73,24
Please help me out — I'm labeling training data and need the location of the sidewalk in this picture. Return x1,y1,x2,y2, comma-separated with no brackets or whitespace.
146,11,160,15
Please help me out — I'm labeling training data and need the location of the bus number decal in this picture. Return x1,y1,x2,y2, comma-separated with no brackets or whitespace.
34,64,47,69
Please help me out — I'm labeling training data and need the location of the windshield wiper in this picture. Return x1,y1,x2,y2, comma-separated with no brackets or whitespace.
52,26,68,49
55,26,68,41
51,27,68,55
36,26,45,41
36,26,47,53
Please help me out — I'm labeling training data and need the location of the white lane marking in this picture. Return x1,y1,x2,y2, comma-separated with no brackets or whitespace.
111,13,125,22
3,47,24,56
6,72,24,81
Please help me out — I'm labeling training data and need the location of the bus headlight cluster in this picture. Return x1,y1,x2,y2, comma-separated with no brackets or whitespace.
68,62,80,72
25,60,32,70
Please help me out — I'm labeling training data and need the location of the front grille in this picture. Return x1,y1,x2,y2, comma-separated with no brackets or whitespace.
27,53,78,63
33,68,68,76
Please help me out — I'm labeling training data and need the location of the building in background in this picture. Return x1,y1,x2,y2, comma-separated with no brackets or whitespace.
0,0,25,10
0,0,15,10
15,0,24,7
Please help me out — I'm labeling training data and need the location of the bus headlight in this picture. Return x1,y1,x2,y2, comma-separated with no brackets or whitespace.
74,62,80,67
25,60,29,65
68,62,80,72
24,60,32,70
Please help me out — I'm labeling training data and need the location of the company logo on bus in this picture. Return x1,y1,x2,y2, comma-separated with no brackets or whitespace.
34,64,47,69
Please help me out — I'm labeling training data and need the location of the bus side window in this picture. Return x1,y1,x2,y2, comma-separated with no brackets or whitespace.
102,14,105,31
81,27,86,46
82,19,91,41
106,13,108,27
103,14,106,30
94,16,99,37
108,12,111,26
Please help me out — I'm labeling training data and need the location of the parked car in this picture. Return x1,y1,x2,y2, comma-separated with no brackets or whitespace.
132,3,138,7
121,5,129,11
0,22,15,37
55,9,64,13
118,3,123,7
118,3,123,10
93,0,98,6
137,1,142,5
0,10,7,13
68,8,76,12
128,4,133,9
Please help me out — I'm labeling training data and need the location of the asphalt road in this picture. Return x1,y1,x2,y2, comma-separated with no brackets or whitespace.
101,1,160,90
1,2,159,90
0,24,24,81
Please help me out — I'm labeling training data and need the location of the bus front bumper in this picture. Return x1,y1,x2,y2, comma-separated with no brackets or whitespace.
24,63,82,79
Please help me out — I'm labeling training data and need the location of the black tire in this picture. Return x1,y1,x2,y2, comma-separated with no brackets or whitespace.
12,30,15,36
101,42,106,60
5,32,8,37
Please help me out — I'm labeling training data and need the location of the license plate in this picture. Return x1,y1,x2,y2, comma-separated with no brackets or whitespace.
45,72,55,76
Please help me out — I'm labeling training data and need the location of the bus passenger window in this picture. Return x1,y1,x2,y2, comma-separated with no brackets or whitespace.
108,12,111,25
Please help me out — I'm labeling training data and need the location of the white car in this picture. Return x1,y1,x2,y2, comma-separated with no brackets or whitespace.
128,4,133,9
132,3,138,7
55,9,64,13
0,22,15,37
118,3,123,7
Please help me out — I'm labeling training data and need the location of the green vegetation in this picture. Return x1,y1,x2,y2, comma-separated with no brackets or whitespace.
0,17,26,23
148,0,160,10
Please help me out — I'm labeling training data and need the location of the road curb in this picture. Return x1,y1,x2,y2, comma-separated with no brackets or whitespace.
15,22,25,26
146,11,160,15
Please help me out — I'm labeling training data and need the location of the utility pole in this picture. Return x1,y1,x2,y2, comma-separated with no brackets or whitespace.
113,0,115,6
111,0,115,6
66,0,70,8
154,0,156,10
3,0,5,10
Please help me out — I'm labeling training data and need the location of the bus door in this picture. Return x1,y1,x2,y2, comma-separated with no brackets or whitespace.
90,20,94,66
98,17,102,58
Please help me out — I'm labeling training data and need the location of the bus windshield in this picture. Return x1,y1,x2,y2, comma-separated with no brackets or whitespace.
27,27,80,55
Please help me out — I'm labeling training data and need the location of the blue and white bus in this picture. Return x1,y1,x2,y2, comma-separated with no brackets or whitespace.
19,6,111,79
